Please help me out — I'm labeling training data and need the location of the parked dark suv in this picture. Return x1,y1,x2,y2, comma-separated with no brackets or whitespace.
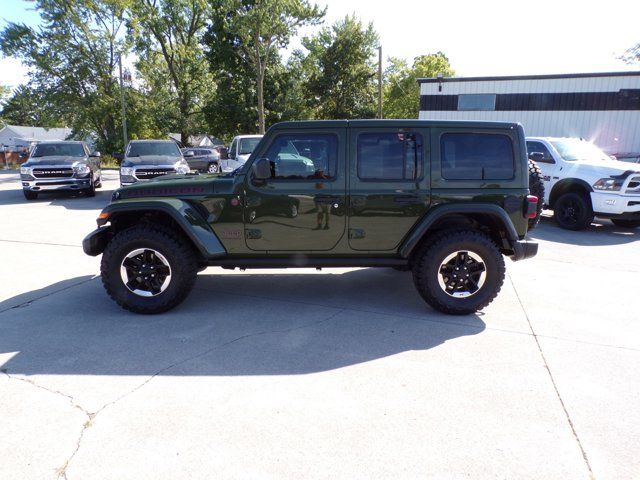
84,120,538,315
20,141,102,200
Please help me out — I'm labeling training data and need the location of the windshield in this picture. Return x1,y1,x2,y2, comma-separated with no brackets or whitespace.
31,143,85,158
128,142,181,157
551,139,610,162
239,138,261,155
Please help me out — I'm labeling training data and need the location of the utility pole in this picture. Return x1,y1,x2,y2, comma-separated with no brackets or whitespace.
118,54,128,146
377,46,383,119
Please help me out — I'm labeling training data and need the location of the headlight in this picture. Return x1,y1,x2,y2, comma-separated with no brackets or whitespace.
73,163,91,175
175,161,190,174
593,177,624,191
20,166,32,175
120,167,134,177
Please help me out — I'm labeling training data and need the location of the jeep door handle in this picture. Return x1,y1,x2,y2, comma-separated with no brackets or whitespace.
316,196,342,206
393,195,423,205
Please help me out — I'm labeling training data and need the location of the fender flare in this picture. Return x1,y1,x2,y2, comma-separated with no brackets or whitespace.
99,199,226,258
548,178,593,208
398,203,519,258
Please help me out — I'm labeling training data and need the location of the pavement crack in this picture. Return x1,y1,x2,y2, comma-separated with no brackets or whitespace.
0,277,99,315
0,369,92,480
508,274,595,479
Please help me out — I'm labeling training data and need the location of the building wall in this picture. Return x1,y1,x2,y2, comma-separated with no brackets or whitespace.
418,73,640,156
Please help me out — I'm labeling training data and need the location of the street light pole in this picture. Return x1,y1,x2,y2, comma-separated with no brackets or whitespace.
118,53,128,146
378,46,383,119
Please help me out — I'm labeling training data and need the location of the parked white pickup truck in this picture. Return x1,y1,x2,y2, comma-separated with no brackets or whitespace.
526,137,640,230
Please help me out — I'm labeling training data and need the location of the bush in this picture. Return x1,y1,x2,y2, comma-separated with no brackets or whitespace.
100,154,120,169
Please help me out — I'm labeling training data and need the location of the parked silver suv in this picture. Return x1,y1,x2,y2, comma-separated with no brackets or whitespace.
20,141,102,200
120,140,190,187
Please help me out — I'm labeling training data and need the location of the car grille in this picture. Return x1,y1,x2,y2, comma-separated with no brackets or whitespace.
32,168,74,178
134,168,175,180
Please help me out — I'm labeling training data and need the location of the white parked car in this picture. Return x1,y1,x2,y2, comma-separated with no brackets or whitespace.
526,137,640,230
219,134,263,173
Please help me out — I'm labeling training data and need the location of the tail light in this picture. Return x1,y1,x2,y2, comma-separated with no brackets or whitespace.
525,195,539,218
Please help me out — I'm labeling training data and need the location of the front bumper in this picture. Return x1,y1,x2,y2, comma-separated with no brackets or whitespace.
83,226,112,256
591,191,640,216
22,177,91,192
510,239,538,262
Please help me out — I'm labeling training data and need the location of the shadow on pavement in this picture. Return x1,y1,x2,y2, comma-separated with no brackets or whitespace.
529,215,638,246
0,269,486,377
0,184,114,210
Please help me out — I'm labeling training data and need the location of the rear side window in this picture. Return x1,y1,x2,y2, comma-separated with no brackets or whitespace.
441,133,514,180
357,132,423,181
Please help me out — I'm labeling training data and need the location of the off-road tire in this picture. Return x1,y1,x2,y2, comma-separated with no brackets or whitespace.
412,229,505,315
101,224,199,314
207,162,220,174
611,219,640,228
553,192,593,230
23,190,38,200
527,159,545,230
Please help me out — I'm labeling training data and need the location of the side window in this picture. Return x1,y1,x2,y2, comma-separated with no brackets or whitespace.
229,139,237,158
264,133,338,180
357,132,423,181
526,141,554,163
441,133,514,180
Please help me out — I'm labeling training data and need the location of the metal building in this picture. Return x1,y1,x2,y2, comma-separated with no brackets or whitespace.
418,71,640,161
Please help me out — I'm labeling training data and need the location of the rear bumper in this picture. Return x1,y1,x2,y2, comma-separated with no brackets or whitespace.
510,239,538,261
83,226,112,256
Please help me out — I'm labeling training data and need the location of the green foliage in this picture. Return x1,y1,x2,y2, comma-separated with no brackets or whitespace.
205,0,325,133
621,43,640,64
383,52,455,119
129,0,214,144
0,84,67,127
0,0,131,152
300,15,379,120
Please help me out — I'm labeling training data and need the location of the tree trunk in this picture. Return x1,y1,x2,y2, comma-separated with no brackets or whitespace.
256,69,265,134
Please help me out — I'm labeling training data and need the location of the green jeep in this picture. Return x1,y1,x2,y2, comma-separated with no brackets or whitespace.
83,120,539,315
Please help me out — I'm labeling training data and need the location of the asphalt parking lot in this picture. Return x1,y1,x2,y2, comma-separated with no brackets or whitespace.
0,169,638,480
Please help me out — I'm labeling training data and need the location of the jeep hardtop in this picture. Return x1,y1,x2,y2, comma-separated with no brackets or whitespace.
84,120,539,315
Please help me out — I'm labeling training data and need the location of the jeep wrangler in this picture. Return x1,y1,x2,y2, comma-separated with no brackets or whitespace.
83,120,539,315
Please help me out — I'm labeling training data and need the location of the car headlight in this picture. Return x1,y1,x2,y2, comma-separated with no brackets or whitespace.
175,162,190,174
73,163,91,175
20,166,33,175
120,167,134,177
593,177,624,191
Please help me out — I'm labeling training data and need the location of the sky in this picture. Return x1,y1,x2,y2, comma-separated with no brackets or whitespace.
0,0,639,89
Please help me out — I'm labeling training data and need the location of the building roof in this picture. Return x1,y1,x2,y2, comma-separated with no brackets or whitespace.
417,71,640,84
0,125,73,141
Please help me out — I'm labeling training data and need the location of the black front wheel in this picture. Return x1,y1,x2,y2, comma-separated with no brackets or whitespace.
553,192,593,231
412,229,505,315
101,225,199,314
23,190,38,200
85,174,96,197
611,219,640,229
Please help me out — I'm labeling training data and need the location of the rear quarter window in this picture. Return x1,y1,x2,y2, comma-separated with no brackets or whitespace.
441,133,514,180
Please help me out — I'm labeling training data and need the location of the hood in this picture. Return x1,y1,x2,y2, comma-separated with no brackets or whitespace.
561,159,640,179
122,155,181,167
23,155,85,166
236,154,251,163
114,173,237,200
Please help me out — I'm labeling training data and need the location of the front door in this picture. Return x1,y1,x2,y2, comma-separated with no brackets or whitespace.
526,140,557,204
348,127,430,251
244,128,347,251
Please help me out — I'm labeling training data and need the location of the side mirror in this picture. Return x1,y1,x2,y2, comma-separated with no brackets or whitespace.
528,152,544,162
219,147,229,160
91,151,101,158
183,150,195,157
252,158,271,180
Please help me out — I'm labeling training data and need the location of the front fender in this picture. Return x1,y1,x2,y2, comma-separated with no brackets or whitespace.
95,198,226,258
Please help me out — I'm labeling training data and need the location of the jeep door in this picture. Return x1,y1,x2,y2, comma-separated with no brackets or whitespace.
243,128,347,251
348,127,430,251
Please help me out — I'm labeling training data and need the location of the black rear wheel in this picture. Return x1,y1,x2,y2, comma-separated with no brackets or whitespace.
101,225,199,314
207,162,220,174
553,192,593,230
611,219,640,228
412,229,505,315
527,159,545,230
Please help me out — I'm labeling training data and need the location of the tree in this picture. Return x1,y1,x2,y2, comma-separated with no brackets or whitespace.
0,84,67,127
129,0,214,144
621,43,640,64
383,52,455,119
206,0,324,134
0,0,131,152
299,15,379,120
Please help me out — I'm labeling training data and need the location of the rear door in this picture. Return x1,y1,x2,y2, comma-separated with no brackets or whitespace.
348,127,430,251
244,127,347,251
